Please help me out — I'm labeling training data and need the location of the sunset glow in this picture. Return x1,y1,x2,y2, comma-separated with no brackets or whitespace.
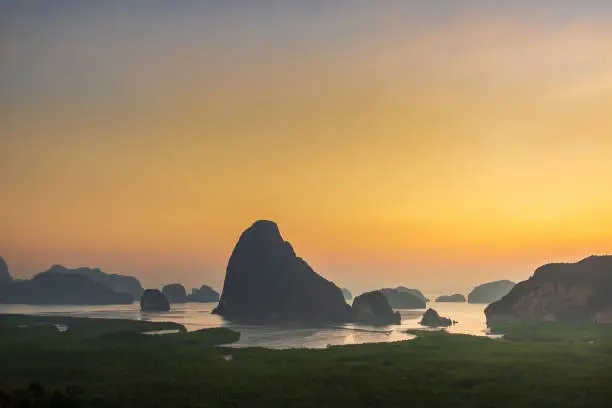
2,1,612,292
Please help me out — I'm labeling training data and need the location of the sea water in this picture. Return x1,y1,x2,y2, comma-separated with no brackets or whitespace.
0,301,490,349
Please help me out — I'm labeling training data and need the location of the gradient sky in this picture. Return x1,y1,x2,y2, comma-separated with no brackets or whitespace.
2,1,612,294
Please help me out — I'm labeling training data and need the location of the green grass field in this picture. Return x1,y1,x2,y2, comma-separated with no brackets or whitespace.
1,314,611,407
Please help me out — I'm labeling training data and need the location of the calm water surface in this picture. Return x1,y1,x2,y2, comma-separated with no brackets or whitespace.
0,301,490,349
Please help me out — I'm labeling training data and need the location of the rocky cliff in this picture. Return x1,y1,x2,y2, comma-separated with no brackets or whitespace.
486,256,612,325
0,257,12,287
213,220,351,323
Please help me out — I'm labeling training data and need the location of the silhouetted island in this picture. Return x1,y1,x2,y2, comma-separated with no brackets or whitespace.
468,280,515,304
341,288,353,300
0,271,133,305
162,283,187,303
435,294,466,303
394,286,429,302
352,291,401,325
186,285,220,303
381,288,426,309
140,289,171,312
486,255,612,325
213,220,352,323
46,265,143,300
0,256,12,287
420,308,454,327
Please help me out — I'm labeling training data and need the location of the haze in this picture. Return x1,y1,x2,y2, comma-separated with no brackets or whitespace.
2,1,612,293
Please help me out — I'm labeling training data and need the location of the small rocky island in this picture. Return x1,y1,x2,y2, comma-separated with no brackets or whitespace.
435,294,466,303
420,308,454,327
468,280,515,304
162,283,188,303
140,289,171,312
352,291,401,325
486,255,612,325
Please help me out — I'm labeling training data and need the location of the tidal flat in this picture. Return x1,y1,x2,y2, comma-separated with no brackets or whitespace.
1,314,611,408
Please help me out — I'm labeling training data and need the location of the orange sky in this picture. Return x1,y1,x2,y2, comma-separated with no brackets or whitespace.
2,2,612,293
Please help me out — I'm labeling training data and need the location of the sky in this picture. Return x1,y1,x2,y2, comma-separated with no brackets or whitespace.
2,1,612,294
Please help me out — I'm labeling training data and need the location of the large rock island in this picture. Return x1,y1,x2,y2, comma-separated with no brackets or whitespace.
0,256,12,287
0,272,133,305
486,256,612,325
213,220,352,323
468,280,515,304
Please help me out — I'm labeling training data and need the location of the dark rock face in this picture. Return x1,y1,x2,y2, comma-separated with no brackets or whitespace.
186,285,220,303
213,220,351,323
352,291,401,325
46,265,143,300
162,283,187,304
468,280,515,304
341,288,353,300
436,294,466,303
381,288,426,309
0,257,12,287
140,289,171,312
486,256,612,326
420,308,454,327
0,272,133,305
394,287,429,302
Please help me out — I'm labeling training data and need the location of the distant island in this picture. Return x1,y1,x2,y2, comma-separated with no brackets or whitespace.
141,289,170,312
0,264,140,305
393,287,429,302
380,288,426,309
0,271,133,305
187,285,220,303
435,294,466,303
352,291,401,325
468,280,515,304
162,283,188,304
44,265,143,300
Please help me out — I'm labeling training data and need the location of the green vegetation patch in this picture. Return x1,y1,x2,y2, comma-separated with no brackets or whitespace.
1,316,611,408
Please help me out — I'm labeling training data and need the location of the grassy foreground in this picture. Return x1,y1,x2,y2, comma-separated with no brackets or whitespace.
1,314,612,407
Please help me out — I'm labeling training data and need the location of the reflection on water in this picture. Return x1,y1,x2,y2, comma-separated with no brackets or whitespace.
0,300,490,349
